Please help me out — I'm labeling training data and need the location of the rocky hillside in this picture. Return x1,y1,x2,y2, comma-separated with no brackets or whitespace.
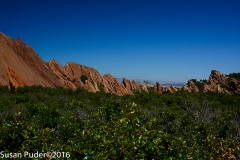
0,32,147,95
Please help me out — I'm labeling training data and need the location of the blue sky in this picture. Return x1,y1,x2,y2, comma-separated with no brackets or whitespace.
0,0,239,82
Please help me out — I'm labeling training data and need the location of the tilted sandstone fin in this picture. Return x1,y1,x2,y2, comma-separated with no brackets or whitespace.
47,59,77,89
103,74,133,95
11,37,64,87
131,80,141,91
81,65,102,92
164,86,178,93
182,80,199,92
153,82,163,93
0,32,64,88
122,78,135,94
7,66,25,88
141,84,148,92
64,62,84,88
203,70,240,93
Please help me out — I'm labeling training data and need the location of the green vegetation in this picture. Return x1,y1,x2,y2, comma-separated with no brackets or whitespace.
147,86,154,92
190,79,207,91
80,75,88,84
0,86,240,159
227,72,240,81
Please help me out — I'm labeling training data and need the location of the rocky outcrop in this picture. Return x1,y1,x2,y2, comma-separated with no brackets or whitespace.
0,32,143,95
102,74,133,95
49,60,112,93
81,65,102,92
141,84,148,92
7,66,25,88
122,78,131,90
11,37,64,87
164,86,178,93
47,60,77,89
48,59,138,95
131,80,141,91
122,78,141,92
4,32,239,95
153,82,163,93
122,78,135,94
181,70,240,94
64,62,85,88
0,32,64,88
203,70,240,93
182,80,199,92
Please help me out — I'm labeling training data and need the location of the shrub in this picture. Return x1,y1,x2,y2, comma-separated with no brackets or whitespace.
80,75,88,84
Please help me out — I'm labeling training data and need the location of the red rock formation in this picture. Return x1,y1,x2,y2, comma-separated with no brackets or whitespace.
122,78,134,94
122,78,131,89
81,65,102,92
203,70,240,93
47,60,77,89
182,80,199,92
153,82,163,93
0,32,64,88
131,80,141,91
164,86,178,93
64,62,84,88
7,66,25,88
141,84,148,92
122,78,142,93
0,32,151,95
104,74,133,95
11,37,63,87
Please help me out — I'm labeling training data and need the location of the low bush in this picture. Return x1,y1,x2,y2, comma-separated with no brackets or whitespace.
0,86,239,159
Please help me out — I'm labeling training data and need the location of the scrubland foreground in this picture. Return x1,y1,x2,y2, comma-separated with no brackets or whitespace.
0,86,240,159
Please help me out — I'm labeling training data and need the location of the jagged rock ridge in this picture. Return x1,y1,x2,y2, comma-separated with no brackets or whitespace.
181,70,240,94
182,80,199,92
203,70,240,93
0,32,145,95
1,32,239,95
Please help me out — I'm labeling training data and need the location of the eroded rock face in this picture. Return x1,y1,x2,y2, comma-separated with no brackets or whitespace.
182,80,199,92
11,38,64,87
48,60,107,93
153,82,163,93
102,74,133,95
141,84,148,92
81,65,102,92
122,78,132,90
64,62,84,88
0,32,64,88
164,86,178,93
131,80,141,91
47,60,77,89
0,32,148,95
203,70,240,93
2,32,239,96
7,66,25,88
122,78,141,92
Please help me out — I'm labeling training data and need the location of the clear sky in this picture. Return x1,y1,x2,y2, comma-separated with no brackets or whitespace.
0,0,239,82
